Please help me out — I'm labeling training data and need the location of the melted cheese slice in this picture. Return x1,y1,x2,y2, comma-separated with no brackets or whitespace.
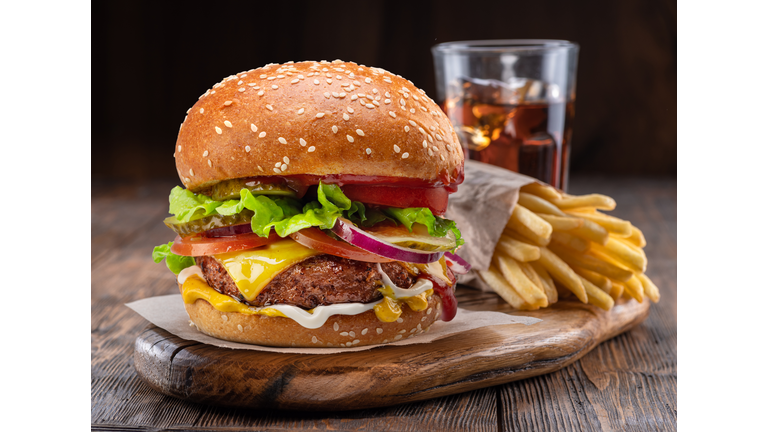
213,239,320,301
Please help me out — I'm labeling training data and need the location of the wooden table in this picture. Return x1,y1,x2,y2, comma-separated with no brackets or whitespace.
92,177,677,431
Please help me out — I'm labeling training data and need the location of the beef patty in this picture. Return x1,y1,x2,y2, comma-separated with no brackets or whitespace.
195,254,417,309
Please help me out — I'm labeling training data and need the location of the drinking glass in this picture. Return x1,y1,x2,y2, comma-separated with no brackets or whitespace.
432,40,579,190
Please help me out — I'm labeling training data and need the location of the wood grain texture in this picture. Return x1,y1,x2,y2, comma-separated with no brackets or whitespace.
91,177,676,431
132,293,648,411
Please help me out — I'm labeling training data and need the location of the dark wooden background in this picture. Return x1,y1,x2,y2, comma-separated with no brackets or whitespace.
91,0,676,182
91,177,677,431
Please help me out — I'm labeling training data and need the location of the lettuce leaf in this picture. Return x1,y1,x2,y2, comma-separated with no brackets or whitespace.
165,183,462,246
384,207,464,248
152,242,195,275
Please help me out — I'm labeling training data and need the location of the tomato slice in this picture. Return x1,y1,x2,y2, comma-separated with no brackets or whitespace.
170,231,280,256
341,185,449,215
289,228,394,263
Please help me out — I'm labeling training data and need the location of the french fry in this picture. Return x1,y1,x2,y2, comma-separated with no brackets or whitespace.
548,243,633,282
538,247,587,303
567,218,609,245
579,276,615,311
590,237,647,273
506,205,552,246
478,265,533,310
495,255,548,307
624,225,647,248
550,231,590,254
520,182,563,202
518,261,558,305
622,274,644,302
530,261,558,304
637,273,660,303
552,194,617,211
609,281,625,300
572,266,612,293
565,210,632,237
495,234,541,262
537,213,583,231
518,193,567,216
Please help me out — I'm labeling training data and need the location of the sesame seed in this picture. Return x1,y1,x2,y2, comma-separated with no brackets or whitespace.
332,125,338,133
350,331,356,338
178,145,181,152
260,74,267,78
384,78,392,83
258,165,264,172
365,77,372,84
326,79,333,84
356,129,365,136
351,95,358,101
404,126,410,132
251,124,258,132
419,127,426,135
281,163,287,171
239,88,246,92
428,149,433,156
245,145,251,152
298,108,305,115
362,328,368,335
436,134,443,141
393,145,400,153
278,137,287,144
266,104,274,111
259,132,266,138
203,150,209,157
420,106,427,112
314,79,320,85
283,156,290,164
275,162,281,167
215,126,222,134
340,332,349,337
324,92,331,98
258,90,265,96
339,92,347,98
346,342,352,347
308,146,316,152
224,101,233,106
389,111,396,118
272,85,278,90
267,76,275,80
277,75,284,78
300,138,307,146
413,95,419,101
394,335,403,340
409,120,417,127
440,154,445,161
366,95,374,101
376,328,383,334
428,135,433,143
248,83,257,86
347,107,354,113
273,168,281,173
433,146,439,152
207,160,212,167
334,323,340,331
384,99,391,104
343,113,350,121
199,108,204,114
410,108,415,113
400,98,405,106
347,135,354,142
332,92,339,98
312,336,318,343
189,168,194,176
224,120,232,128
422,140,428,148
316,112,325,118
402,152,409,159
357,93,365,98
366,148,371,154
359,99,367,106
427,308,432,314
222,314,228,321
446,144,452,151
291,79,299,84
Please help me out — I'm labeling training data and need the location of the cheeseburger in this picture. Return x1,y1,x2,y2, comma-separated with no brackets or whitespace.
152,60,469,347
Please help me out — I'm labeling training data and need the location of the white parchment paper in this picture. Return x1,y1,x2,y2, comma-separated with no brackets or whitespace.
126,295,541,354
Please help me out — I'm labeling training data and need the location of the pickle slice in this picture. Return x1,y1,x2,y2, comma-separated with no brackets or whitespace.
211,179,296,201
364,223,458,252
164,210,254,236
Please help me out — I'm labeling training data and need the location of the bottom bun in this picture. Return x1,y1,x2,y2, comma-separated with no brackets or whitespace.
182,286,443,348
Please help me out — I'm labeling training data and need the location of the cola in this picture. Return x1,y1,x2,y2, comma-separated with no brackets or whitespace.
441,77,575,190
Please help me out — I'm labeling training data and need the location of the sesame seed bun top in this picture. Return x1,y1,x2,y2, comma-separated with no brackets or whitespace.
174,60,464,192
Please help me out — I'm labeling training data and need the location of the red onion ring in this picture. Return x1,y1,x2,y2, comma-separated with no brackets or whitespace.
331,218,444,264
444,252,471,275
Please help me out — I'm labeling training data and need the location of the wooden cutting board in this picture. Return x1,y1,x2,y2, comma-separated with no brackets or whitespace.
133,286,650,411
